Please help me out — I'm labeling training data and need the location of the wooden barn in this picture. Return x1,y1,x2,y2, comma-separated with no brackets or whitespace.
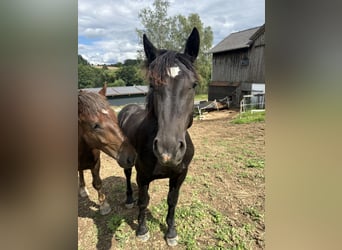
209,24,265,107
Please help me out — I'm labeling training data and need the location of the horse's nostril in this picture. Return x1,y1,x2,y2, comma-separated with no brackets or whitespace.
127,156,134,166
153,138,158,151
179,141,185,150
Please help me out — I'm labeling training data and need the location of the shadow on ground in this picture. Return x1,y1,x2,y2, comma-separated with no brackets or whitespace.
78,175,167,250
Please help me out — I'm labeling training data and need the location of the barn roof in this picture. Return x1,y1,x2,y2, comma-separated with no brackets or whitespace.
210,25,264,54
80,85,148,97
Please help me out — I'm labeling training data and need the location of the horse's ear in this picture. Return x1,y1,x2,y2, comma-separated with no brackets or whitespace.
98,82,107,96
143,34,157,64
184,27,200,62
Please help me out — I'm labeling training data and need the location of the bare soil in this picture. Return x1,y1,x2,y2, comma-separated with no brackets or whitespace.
78,109,265,249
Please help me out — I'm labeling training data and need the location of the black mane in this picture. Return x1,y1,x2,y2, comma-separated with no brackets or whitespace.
147,50,198,86
145,50,198,116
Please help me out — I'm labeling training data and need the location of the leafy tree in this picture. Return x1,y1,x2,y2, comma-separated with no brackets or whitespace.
124,59,141,66
137,0,172,50
78,55,90,65
136,0,213,93
78,55,111,88
115,65,145,86
107,79,125,87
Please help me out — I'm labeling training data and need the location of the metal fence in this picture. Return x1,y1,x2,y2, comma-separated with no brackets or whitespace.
240,93,265,113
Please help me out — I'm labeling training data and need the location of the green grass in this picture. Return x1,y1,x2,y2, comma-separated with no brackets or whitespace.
243,206,263,222
195,94,208,101
107,214,132,247
231,111,265,124
103,196,262,249
245,159,265,169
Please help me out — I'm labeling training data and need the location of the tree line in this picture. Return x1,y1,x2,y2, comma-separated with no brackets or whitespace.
78,0,213,94
78,55,146,89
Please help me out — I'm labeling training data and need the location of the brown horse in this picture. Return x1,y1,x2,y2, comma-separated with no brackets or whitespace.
78,84,136,215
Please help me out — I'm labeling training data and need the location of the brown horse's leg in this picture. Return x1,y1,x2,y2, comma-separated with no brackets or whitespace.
165,172,187,246
136,175,150,241
124,168,135,208
91,157,111,215
78,170,89,197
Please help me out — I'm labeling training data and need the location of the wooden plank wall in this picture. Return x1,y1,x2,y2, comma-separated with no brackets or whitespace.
247,32,265,82
212,49,249,82
211,32,265,83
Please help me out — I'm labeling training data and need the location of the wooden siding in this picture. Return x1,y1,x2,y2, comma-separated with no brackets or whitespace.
211,31,265,83
212,49,249,82
247,32,265,82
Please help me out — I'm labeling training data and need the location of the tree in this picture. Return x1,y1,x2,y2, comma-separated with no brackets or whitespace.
115,65,145,86
136,0,213,94
78,55,112,88
78,55,90,65
136,0,172,50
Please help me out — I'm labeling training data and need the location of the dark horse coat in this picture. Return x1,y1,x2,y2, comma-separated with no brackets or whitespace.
118,28,200,246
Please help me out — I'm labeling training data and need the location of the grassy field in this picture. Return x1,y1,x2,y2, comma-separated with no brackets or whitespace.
78,110,265,249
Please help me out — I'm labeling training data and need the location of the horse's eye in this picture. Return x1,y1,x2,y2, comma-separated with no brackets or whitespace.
92,123,101,130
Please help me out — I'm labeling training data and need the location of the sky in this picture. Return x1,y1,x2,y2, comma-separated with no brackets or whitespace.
78,0,265,65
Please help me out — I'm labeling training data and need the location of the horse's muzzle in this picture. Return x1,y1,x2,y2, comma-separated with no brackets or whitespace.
153,137,186,167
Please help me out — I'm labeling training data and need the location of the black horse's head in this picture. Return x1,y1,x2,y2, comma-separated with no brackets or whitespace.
143,28,200,167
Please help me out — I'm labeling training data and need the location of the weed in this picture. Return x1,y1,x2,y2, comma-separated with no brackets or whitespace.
238,172,249,179
246,159,264,168
107,214,124,232
244,207,262,221
209,209,223,224
107,214,132,247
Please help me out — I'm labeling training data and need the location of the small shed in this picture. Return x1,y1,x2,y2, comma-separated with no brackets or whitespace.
80,85,148,106
209,24,265,107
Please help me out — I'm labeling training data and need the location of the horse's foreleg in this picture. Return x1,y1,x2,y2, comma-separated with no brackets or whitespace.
165,173,187,246
78,170,89,197
91,158,111,215
136,178,150,241
124,168,135,208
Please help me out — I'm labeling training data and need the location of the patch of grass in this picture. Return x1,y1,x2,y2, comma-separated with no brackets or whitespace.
107,214,124,232
231,111,265,124
195,94,208,101
185,174,195,184
215,224,249,249
176,200,207,249
243,206,263,222
245,159,264,169
107,214,131,246
238,172,249,179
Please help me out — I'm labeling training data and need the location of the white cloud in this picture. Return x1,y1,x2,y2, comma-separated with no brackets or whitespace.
78,0,264,64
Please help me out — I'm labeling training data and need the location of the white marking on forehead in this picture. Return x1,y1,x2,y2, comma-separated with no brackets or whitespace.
101,109,109,115
168,66,181,78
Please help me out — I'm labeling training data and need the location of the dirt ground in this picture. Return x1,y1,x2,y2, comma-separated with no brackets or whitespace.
78,109,265,249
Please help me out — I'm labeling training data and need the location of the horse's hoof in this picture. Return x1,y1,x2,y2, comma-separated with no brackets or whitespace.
166,236,178,247
79,187,89,197
99,201,111,215
137,231,150,242
125,202,134,209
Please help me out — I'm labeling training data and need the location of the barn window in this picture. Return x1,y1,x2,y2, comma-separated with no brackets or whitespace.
241,55,249,66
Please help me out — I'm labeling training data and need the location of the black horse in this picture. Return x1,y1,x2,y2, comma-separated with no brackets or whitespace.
118,28,200,246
